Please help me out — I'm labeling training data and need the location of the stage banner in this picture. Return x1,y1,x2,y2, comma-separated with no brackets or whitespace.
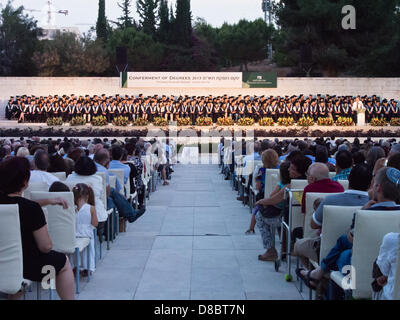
242,72,277,88
125,72,243,88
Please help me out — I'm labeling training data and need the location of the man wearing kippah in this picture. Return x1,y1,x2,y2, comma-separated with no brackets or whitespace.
296,166,400,296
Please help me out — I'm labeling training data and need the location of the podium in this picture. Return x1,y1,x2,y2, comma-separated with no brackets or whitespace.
357,111,365,126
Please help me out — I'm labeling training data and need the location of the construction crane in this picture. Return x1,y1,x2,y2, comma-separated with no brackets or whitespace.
25,0,68,28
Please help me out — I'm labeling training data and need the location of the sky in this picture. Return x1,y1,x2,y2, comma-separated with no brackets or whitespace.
2,0,269,34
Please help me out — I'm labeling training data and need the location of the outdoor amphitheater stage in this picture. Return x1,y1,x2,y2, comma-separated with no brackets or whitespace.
0,121,399,138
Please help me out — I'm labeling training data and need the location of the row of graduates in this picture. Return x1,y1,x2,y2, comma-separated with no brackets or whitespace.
5,94,400,124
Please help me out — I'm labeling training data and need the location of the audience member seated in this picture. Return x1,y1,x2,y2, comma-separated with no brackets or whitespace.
0,157,75,300
373,232,399,300
331,150,353,181
72,183,98,277
110,145,131,187
66,156,108,223
301,163,345,214
293,164,372,269
29,149,60,187
296,167,400,295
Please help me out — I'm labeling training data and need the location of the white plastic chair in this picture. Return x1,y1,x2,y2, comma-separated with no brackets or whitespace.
51,172,66,181
264,168,280,199
330,210,400,299
23,182,48,200
0,204,29,295
337,180,349,190
109,169,125,196
304,192,342,239
30,191,90,294
393,234,400,300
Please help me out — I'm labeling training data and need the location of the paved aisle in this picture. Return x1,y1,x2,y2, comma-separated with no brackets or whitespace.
77,164,303,300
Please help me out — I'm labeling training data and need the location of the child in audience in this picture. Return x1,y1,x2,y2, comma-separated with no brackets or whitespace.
73,183,98,276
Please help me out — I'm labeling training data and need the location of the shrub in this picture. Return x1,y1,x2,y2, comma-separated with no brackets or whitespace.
369,118,387,127
91,115,108,126
132,118,149,126
237,117,255,126
152,117,168,126
389,118,400,126
297,117,315,127
336,117,354,126
70,116,86,126
46,117,63,126
177,117,192,126
277,117,295,126
317,117,334,126
196,117,213,126
258,117,275,126
217,117,235,126
112,116,130,126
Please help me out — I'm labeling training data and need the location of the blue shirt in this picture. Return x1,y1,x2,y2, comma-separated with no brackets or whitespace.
332,167,352,182
109,160,130,185
95,162,122,193
243,153,262,167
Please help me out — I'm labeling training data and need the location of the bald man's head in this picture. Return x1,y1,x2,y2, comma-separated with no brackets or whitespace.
308,162,330,181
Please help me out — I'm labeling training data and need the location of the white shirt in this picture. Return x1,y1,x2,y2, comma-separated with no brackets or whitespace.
377,232,399,300
75,203,95,238
352,100,364,111
29,170,59,188
66,173,108,222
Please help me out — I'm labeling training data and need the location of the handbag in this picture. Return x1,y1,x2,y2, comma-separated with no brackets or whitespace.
259,205,282,219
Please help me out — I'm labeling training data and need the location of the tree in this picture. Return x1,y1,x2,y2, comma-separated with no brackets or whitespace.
33,31,109,76
96,0,108,41
172,0,192,45
136,0,158,37
275,0,400,76
106,27,164,71
219,19,271,71
117,0,134,29
0,1,41,75
157,0,169,42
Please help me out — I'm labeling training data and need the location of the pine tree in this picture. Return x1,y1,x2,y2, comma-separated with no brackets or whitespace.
173,0,192,46
96,0,108,41
157,0,169,42
117,0,134,29
136,0,158,37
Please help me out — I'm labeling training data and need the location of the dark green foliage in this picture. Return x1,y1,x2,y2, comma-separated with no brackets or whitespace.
274,0,400,76
0,1,41,75
136,0,158,37
96,0,108,41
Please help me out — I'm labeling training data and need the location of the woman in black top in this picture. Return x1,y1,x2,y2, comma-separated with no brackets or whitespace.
0,157,75,299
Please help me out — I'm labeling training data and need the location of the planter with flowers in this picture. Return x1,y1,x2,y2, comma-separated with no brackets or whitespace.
277,117,295,126
217,117,235,126
196,117,213,126
237,117,255,126
258,117,275,126
297,117,315,127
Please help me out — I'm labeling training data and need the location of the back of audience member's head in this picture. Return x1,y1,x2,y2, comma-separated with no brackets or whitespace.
289,154,312,178
260,139,270,153
315,145,329,164
336,150,353,170
348,163,372,191
73,183,95,206
352,150,366,165
286,150,303,163
94,148,110,166
261,149,279,169
0,157,30,194
49,181,70,192
387,153,400,171
308,162,329,181
34,149,50,171
279,161,291,185
374,167,400,203
125,142,135,156
74,156,97,176
366,146,385,170
389,144,400,157
16,147,29,158
111,145,124,161
68,148,84,163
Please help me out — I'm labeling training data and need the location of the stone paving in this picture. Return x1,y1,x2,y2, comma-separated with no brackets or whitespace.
24,163,303,300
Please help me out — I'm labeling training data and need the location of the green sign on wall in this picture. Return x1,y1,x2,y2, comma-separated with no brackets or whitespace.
242,72,277,88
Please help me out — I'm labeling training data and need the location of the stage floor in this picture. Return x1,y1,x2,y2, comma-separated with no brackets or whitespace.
0,121,399,138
